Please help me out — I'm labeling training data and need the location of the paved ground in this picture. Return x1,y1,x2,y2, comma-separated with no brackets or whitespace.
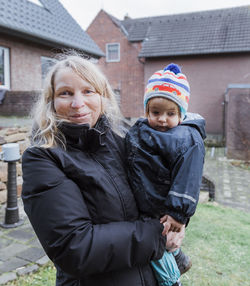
0,200,49,285
0,117,32,128
0,147,249,285
203,147,250,212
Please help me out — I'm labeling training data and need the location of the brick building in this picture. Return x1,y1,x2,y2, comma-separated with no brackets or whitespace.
87,10,145,119
0,0,103,116
87,7,250,141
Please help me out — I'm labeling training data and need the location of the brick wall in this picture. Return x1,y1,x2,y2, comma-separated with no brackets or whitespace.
226,89,250,160
0,90,40,116
144,53,250,134
87,10,145,118
87,11,250,135
0,32,55,91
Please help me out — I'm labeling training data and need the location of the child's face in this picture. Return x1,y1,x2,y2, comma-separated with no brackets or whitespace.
147,97,181,132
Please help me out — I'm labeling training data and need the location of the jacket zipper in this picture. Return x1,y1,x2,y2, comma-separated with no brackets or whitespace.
89,153,127,220
138,265,146,286
91,155,147,285
90,153,149,286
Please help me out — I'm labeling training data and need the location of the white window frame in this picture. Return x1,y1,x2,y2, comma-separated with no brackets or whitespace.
106,43,120,62
0,46,10,90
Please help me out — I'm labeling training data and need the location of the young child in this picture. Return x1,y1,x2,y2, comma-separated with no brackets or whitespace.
125,64,206,286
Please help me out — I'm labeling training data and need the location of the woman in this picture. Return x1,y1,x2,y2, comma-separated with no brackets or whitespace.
21,54,166,286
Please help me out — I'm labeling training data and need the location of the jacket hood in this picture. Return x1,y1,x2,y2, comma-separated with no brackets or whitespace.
181,112,206,140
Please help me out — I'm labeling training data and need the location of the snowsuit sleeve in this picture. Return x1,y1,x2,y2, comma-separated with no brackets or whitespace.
165,139,205,224
21,147,165,279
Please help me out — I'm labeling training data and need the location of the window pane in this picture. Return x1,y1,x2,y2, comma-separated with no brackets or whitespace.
0,46,10,88
106,43,120,62
41,57,56,80
108,45,118,60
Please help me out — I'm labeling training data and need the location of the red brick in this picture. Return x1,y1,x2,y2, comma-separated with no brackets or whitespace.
87,10,145,118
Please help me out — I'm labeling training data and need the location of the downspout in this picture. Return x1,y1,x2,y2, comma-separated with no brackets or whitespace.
223,86,230,146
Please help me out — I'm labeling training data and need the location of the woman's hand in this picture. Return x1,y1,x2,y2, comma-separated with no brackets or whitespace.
166,226,185,253
160,214,184,235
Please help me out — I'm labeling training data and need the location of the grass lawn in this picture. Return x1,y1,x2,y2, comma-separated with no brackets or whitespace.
181,202,250,286
5,262,56,285
6,202,250,285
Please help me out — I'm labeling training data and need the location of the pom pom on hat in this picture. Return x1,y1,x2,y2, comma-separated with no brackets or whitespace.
164,63,181,74
144,63,190,120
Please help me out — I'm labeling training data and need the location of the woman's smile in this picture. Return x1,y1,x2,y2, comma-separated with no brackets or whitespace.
68,112,91,123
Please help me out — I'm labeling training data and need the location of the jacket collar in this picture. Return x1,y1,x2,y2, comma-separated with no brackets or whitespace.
58,115,109,151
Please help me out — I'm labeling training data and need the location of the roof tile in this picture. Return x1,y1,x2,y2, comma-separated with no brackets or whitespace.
120,6,250,57
0,0,104,57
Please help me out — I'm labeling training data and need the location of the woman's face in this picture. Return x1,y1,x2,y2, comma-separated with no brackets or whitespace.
53,67,102,127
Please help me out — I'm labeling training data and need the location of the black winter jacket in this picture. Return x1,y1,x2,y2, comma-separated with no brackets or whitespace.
125,113,206,225
21,117,165,286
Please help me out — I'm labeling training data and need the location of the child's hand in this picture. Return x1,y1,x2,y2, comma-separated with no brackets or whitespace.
166,226,185,252
160,215,184,235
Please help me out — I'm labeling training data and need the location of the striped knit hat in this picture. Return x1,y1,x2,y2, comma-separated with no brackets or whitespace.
144,63,190,120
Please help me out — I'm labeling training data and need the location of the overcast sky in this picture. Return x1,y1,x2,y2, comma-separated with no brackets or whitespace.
59,0,250,30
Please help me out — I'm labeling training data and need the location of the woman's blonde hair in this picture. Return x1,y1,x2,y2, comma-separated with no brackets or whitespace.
31,53,122,148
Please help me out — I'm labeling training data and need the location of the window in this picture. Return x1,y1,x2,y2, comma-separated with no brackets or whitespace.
114,89,121,107
0,46,10,89
106,43,120,62
41,56,57,80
